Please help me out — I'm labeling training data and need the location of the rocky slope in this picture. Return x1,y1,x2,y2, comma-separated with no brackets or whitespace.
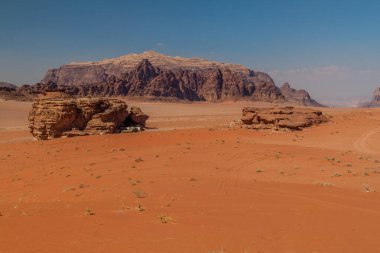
21,51,284,102
280,83,323,107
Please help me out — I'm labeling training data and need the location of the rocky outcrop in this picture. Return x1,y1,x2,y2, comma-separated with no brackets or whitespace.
369,88,380,107
29,98,148,140
280,83,324,107
126,106,149,127
231,106,328,131
359,87,380,107
21,51,285,102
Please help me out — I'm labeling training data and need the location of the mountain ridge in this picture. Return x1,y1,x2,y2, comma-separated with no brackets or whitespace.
17,51,323,106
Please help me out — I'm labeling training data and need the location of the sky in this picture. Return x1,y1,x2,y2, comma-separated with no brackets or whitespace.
1,0,380,106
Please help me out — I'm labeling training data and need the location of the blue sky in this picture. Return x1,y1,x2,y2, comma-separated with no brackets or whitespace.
1,0,380,105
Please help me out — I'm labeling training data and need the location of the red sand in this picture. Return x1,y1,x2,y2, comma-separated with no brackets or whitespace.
1,101,380,252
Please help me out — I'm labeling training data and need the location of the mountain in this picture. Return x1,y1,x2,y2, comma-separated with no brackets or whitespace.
362,87,380,107
20,51,284,102
19,51,321,106
0,82,31,101
0,82,17,89
280,83,324,107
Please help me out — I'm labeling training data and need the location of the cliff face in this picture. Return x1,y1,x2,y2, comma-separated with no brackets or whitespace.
280,83,324,107
24,51,284,102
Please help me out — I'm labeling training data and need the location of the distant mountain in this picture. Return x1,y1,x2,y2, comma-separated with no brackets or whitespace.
21,51,283,102
19,51,321,106
0,82,33,101
280,83,324,107
361,87,380,107
0,82,17,89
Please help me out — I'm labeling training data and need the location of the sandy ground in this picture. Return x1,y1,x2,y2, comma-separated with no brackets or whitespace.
1,100,380,253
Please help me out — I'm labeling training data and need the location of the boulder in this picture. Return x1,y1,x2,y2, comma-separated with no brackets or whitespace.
233,106,328,131
29,98,148,140
127,106,149,127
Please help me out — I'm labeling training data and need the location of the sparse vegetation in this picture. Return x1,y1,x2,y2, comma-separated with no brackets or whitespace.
134,204,145,212
84,208,95,216
158,214,173,224
318,182,333,187
362,184,375,193
133,189,147,198
135,157,144,163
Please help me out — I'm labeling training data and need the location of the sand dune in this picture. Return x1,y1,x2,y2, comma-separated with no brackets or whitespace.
1,101,380,252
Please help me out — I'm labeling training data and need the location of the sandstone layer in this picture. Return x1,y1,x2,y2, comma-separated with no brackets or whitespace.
29,98,148,140
231,106,328,130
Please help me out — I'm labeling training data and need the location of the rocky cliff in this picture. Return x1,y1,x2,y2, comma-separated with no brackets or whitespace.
280,83,323,107
22,51,284,102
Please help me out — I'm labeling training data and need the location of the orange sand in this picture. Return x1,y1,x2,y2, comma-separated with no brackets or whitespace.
1,101,380,253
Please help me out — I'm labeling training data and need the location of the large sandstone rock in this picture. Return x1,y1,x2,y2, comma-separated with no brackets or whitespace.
280,83,324,107
126,106,149,127
20,51,285,102
29,98,148,140
233,106,328,131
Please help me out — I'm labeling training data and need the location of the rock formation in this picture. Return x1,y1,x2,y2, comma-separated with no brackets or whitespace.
20,51,285,102
369,87,380,107
29,98,148,140
231,106,328,131
280,83,323,107
0,83,32,101
359,87,380,107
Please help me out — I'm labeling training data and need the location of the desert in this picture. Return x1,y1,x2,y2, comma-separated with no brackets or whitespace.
2,1,380,252
1,98,380,252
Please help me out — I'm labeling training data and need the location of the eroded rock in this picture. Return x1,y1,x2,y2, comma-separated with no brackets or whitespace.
232,106,328,131
29,98,148,140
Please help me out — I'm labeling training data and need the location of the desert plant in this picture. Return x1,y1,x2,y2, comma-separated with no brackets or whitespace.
133,189,147,198
84,208,95,216
158,214,173,224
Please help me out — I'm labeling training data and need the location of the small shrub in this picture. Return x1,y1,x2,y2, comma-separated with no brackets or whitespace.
158,214,173,224
135,157,144,163
133,189,147,198
84,208,95,216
